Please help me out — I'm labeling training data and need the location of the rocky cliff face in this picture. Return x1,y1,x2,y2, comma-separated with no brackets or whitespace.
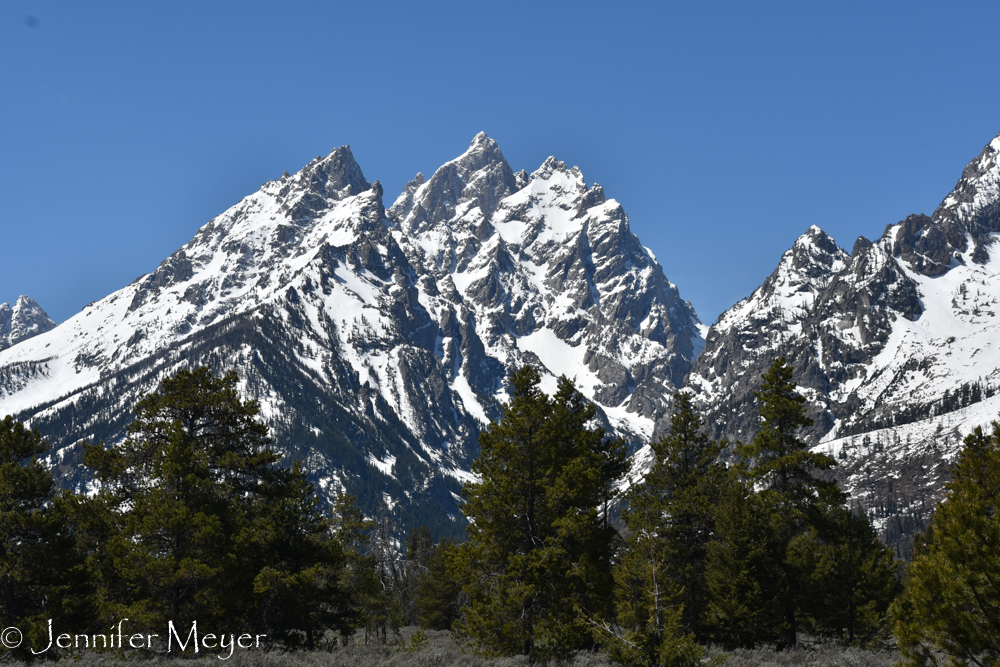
389,133,703,440
0,296,56,351
681,225,850,442
0,134,702,537
681,132,1000,556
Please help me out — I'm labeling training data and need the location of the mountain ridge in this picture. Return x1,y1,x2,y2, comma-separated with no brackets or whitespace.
0,133,702,537
6,129,1000,551
678,131,1000,555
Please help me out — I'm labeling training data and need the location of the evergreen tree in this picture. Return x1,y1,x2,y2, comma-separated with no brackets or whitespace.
250,462,345,648
366,503,405,643
328,493,376,644
1,417,92,658
84,367,340,642
327,492,402,645
607,528,703,667
417,539,462,630
706,358,841,648
638,391,724,638
601,391,721,665
704,478,787,648
790,505,900,646
399,526,434,625
450,367,627,661
892,422,1000,665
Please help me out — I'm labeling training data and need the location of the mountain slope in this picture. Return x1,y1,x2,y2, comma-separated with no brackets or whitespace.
682,132,1000,555
0,134,702,537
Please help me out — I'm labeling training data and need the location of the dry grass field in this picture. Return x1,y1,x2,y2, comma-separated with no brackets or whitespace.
2,628,901,667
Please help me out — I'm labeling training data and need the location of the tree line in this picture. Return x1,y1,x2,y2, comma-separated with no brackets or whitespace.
0,368,432,658
447,362,902,664
2,361,998,665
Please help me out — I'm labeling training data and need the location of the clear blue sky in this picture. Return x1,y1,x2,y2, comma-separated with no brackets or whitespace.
3,1,999,325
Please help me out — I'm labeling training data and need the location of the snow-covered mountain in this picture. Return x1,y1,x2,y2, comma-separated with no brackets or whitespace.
0,133,702,537
388,134,703,436
0,296,56,351
682,132,1000,556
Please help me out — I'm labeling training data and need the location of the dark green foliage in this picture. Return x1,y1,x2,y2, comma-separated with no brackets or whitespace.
600,391,720,665
705,480,787,648
398,526,434,625
451,367,627,662
706,358,893,650
605,538,703,667
329,493,403,645
736,358,842,515
397,526,463,632
250,463,345,648
635,391,724,639
18,313,473,544
328,493,376,643
82,366,343,645
366,504,406,643
790,506,900,646
417,539,462,630
891,422,1000,666
84,367,276,629
0,417,92,659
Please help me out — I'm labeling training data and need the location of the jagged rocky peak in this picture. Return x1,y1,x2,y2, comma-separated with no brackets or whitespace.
680,226,852,444
687,131,1000,441
935,132,1000,238
886,133,1000,272
0,295,56,350
298,145,371,201
783,224,847,273
126,144,395,322
389,132,517,236
715,226,848,332
0,133,710,539
278,145,372,223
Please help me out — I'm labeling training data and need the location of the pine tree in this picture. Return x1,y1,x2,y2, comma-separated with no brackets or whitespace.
450,367,627,661
399,526,434,625
328,493,375,644
417,539,462,630
607,529,703,667
250,462,345,648
704,478,786,648
1,417,92,658
327,492,401,645
706,357,841,649
601,391,721,665
83,367,339,641
891,422,1000,665
365,503,405,643
790,505,900,646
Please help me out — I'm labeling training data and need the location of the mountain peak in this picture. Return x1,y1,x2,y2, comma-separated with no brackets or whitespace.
0,135,705,542
923,131,1000,264
469,131,494,148
0,295,56,351
295,145,370,202
458,132,509,172
389,134,517,234
794,225,840,255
